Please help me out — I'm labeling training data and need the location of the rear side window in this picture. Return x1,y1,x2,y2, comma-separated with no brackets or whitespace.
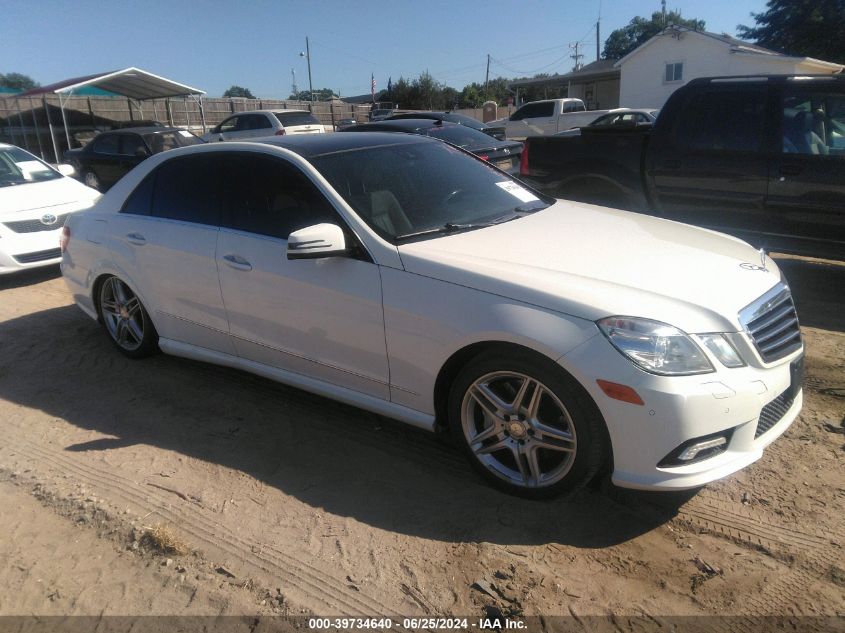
119,134,147,156
511,102,555,120
150,155,222,225
121,172,155,215
220,153,338,239
673,89,767,152
274,112,321,127
240,114,272,130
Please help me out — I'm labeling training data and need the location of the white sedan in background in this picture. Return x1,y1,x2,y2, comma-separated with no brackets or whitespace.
61,133,802,497
202,110,326,142
0,144,100,274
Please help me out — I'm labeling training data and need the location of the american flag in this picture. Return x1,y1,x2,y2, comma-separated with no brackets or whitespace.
371,74,376,101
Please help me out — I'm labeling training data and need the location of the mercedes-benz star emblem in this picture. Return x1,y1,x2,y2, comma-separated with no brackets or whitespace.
40,213,58,226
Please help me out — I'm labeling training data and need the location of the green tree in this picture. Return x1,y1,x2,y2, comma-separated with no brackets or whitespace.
0,72,39,91
223,85,256,99
603,11,706,59
737,0,845,64
288,88,337,101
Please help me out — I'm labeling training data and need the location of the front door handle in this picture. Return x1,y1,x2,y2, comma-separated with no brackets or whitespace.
126,232,146,245
223,254,252,271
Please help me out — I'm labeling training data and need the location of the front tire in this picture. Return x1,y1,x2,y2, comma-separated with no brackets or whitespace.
448,350,607,499
97,276,158,358
83,170,101,191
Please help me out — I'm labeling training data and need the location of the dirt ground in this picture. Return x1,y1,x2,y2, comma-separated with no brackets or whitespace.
0,255,843,629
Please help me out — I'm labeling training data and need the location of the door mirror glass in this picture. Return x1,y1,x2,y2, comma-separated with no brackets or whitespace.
135,147,150,158
287,223,347,260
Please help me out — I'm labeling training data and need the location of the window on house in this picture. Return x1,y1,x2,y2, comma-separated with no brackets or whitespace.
665,62,683,83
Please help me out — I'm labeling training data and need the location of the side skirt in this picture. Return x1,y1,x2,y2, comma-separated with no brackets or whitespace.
158,338,437,433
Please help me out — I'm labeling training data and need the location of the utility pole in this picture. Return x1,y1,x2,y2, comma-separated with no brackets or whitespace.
291,68,298,99
299,36,314,104
569,42,583,72
484,53,490,100
596,19,600,61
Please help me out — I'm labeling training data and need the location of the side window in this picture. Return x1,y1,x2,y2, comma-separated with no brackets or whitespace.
219,116,238,133
119,134,147,156
121,172,155,216
665,62,683,83
220,153,338,240
92,134,119,155
236,115,261,131
783,89,845,155
253,114,273,130
151,155,221,225
673,89,766,152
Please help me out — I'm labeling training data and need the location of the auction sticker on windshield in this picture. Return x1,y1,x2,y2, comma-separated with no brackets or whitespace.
495,180,539,203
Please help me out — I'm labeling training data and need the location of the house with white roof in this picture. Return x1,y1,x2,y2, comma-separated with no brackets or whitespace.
616,25,844,108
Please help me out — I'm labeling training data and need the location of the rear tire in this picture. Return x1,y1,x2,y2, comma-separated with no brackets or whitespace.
448,350,607,499
97,276,158,358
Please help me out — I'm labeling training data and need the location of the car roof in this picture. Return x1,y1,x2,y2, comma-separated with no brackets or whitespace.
249,131,433,158
351,118,459,131
100,126,189,135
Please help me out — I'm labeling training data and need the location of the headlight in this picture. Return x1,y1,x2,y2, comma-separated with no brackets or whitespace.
698,334,745,368
597,317,714,376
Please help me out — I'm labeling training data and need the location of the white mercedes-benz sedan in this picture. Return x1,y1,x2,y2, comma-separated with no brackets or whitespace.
1,144,100,274
61,133,803,497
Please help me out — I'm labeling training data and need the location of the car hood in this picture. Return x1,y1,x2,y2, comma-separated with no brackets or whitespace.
0,177,100,218
397,201,782,333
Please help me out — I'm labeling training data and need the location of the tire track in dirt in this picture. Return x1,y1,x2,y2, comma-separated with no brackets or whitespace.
2,438,401,618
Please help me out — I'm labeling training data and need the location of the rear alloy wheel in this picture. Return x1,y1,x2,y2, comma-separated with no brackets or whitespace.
449,351,606,498
98,276,157,358
83,170,101,191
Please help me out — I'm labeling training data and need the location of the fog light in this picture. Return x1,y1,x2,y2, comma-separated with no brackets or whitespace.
677,437,727,461
658,430,733,467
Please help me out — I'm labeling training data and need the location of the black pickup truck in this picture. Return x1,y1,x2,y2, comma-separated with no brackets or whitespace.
519,75,845,260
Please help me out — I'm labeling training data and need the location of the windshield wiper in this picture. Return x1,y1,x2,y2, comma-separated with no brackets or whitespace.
395,215,519,241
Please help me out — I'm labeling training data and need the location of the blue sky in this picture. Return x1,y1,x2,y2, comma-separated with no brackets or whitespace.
3,0,766,98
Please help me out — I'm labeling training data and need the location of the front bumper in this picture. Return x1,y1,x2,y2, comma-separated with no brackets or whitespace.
560,332,803,491
0,228,64,274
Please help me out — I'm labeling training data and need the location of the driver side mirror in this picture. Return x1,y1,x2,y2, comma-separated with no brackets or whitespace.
56,163,76,177
287,223,348,260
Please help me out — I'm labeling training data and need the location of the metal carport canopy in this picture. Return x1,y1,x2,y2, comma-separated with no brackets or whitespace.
17,67,206,161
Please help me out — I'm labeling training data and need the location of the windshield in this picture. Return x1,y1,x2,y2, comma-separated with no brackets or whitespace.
274,112,321,127
310,140,551,242
0,146,62,187
143,131,203,153
422,124,495,149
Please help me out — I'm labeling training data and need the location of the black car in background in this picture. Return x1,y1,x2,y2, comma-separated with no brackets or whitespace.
64,127,203,191
386,111,505,139
342,118,523,174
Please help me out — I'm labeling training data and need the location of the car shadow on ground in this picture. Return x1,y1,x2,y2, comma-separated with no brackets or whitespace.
0,265,62,290
0,303,698,549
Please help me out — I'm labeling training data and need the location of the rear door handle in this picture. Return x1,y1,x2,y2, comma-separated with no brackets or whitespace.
125,232,146,245
223,254,252,271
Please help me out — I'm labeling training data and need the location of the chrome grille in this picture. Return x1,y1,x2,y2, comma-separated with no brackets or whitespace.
739,284,802,363
3,213,69,233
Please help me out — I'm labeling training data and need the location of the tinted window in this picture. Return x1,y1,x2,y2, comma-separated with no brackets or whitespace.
423,124,495,149
119,134,147,156
274,112,321,127
93,134,120,154
151,155,221,224
312,140,551,242
674,89,766,152
121,172,155,215
782,89,845,154
238,114,272,130
144,131,202,153
220,153,338,239
219,116,238,133
511,102,555,120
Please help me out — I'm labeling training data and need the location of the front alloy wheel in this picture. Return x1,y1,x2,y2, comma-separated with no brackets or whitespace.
98,276,157,357
449,351,606,498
